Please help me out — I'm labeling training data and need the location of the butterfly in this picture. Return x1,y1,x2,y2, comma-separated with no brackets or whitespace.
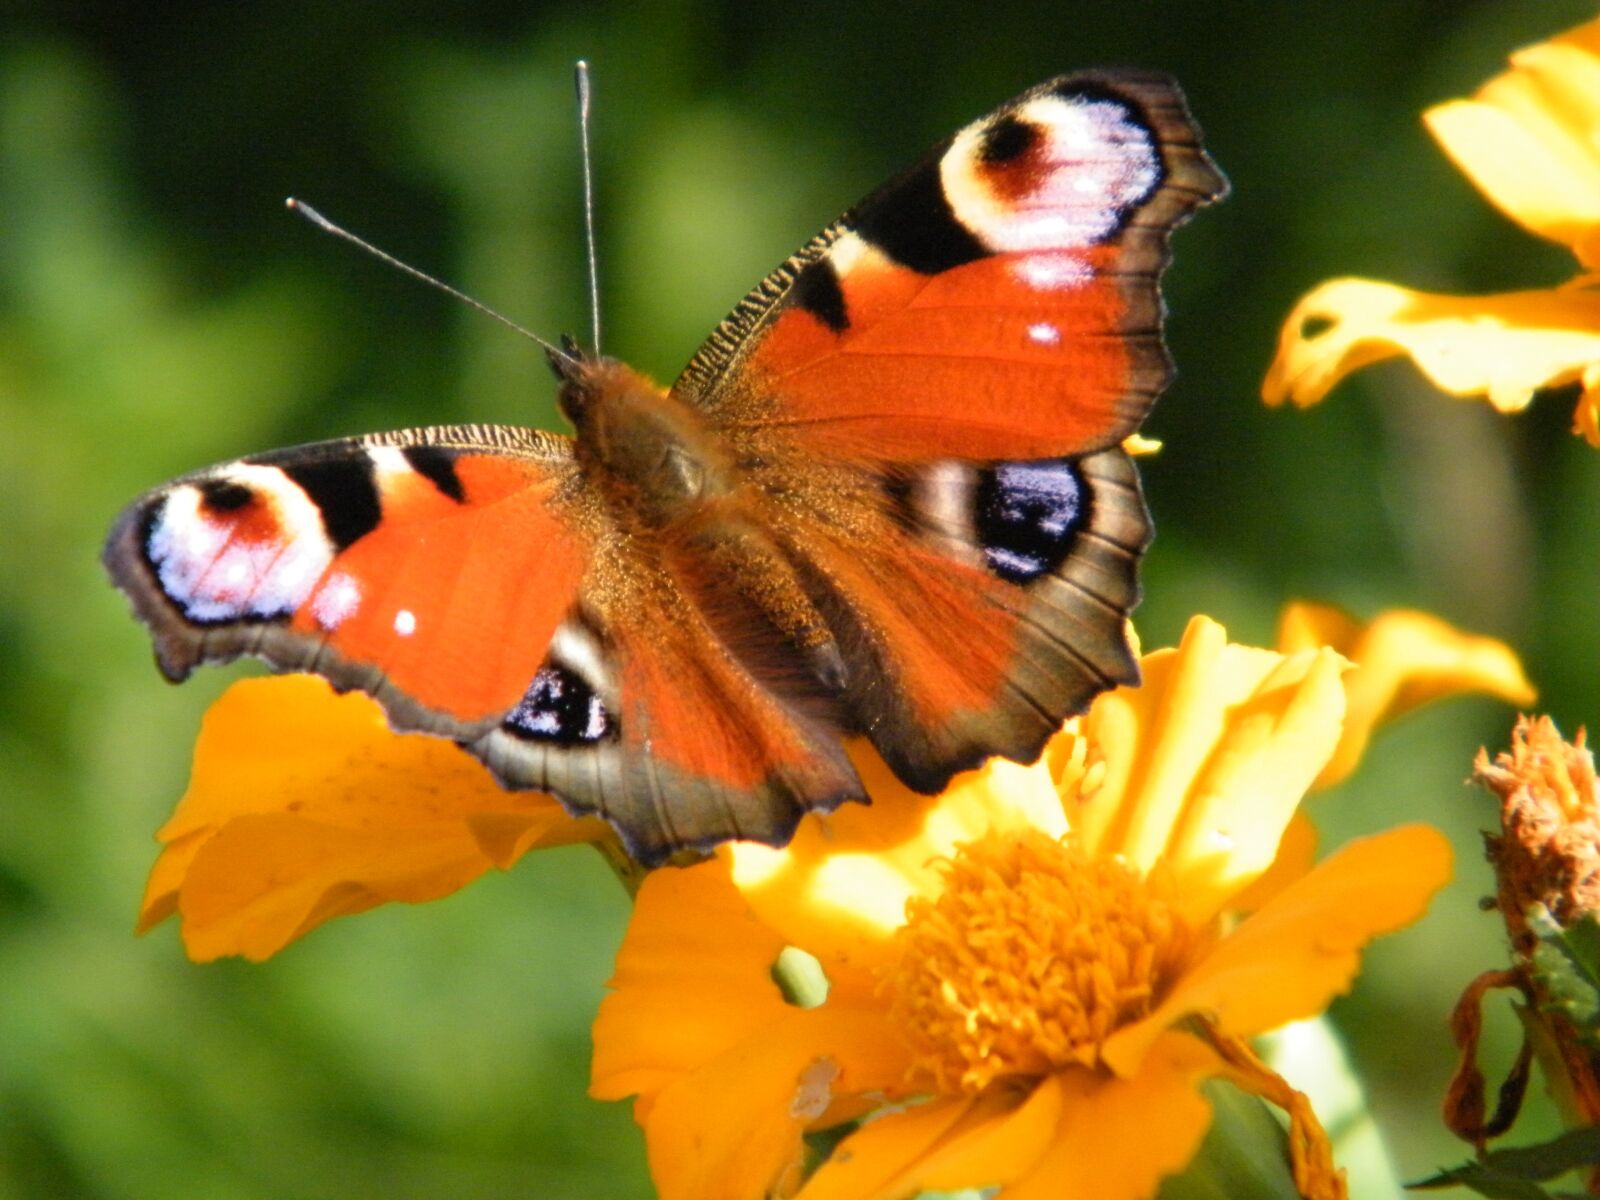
104,71,1224,866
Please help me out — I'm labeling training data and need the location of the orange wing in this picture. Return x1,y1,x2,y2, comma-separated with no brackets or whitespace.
665,71,1218,794
675,71,1225,462
103,426,590,735
472,585,859,865
105,426,861,864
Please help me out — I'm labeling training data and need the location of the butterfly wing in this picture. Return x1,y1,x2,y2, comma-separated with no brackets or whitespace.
676,70,1224,460
105,426,592,733
105,426,858,864
672,70,1220,789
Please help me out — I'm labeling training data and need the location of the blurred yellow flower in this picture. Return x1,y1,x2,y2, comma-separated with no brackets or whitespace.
1277,601,1535,789
138,675,604,961
590,617,1453,1200
1262,16,1600,444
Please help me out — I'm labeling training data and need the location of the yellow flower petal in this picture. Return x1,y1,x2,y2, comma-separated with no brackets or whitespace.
1424,23,1600,264
636,1008,904,1200
593,860,908,1113
1261,277,1600,416
725,744,1062,977
592,860,795,1102
1102,824,1452,1077
1277,603,1536,789
1068,615,1345,923
1227,812,1318,914
1577,360,1600,446
139,675,594,960
1002,1034,1219,1200
798,1083,1061,1200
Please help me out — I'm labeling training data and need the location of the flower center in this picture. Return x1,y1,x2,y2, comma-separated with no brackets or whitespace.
888,828,1189,1092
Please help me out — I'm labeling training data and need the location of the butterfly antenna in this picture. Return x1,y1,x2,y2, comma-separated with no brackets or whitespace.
575,60,602,356
284,197,581,370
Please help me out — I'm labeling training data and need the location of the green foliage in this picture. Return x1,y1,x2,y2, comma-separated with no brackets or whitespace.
1527,907,1600,1046
1411,1125,1600,1198
1157,1081,1301,1200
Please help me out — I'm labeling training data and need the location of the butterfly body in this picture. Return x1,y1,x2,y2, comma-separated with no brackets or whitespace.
106,71,1225,865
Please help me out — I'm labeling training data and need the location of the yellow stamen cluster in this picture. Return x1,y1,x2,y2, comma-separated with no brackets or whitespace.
888,828,1189,1092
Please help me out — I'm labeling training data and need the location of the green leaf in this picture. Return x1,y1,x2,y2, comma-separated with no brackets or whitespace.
1410,1126,1600,1197
1525,907,1600,1044
1156,1080,1302,1200
1407,1161,1553,1199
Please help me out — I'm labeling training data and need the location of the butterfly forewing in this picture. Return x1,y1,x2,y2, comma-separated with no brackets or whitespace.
675,70,1224,462
104,426,591,735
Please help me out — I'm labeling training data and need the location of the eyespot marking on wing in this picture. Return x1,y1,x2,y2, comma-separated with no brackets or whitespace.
502,665,612,743
975,459,1088,584
500,618,618,746
943,85,1163,255
141,463,336,625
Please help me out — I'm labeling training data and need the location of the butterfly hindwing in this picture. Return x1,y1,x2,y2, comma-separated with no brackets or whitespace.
474,597,860,865
756,447,1148,792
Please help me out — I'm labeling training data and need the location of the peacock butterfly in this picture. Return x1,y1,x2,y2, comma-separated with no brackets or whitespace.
103,71,1225,866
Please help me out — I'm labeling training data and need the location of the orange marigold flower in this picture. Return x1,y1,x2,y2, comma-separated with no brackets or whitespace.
590,617,1453,1200
139,675,605,961
1261,16,1600,445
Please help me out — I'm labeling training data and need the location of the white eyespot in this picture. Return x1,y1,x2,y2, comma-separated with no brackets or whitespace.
1027,321,1061,345
146,465,335,623
312,572,363,630
393,608,417,637
941,92,1160,253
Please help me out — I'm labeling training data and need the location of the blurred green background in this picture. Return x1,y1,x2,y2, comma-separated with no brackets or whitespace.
4,2,1599,1196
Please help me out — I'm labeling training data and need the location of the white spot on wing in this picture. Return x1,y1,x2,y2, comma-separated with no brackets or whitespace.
583,695,607,740
393,608,417,637
365,445,417,504
312,572,363,630
1013,253,1091,291
1027,321,1061,345
826,231,870,278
